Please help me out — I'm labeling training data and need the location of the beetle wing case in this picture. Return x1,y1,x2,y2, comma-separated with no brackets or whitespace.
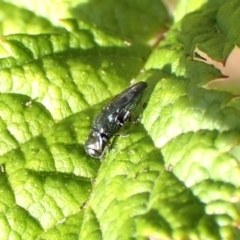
93,82,147,136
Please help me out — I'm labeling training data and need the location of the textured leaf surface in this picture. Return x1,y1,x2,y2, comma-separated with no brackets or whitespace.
0,0,240,240
142,0,240,239
4,0,170,41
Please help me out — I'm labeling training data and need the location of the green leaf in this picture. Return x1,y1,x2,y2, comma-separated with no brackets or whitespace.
3,0,170,42
0,2,62,35
0,30,150,120
141,0,240,239
0,0,240,240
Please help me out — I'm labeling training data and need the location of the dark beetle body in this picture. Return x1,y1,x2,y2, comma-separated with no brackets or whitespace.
93,81,147,137
85,81,148,159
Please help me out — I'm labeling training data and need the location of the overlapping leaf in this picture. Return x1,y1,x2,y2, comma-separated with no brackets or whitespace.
141,0,240,239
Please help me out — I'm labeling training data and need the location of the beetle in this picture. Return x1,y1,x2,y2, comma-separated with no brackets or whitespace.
84,81,148,159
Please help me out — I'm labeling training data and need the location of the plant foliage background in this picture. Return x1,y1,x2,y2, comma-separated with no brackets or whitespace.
0,0,240,239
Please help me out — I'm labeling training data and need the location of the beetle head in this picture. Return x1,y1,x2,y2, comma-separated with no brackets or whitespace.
84,131,107,158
